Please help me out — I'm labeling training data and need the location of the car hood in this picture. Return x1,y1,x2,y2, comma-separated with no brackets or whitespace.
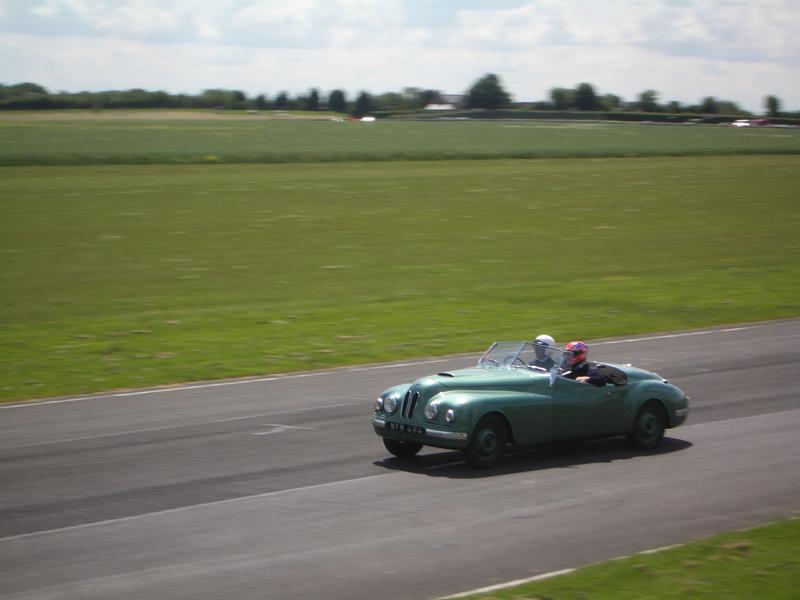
425,366,546,389
611,364,664,382
428,364,663,386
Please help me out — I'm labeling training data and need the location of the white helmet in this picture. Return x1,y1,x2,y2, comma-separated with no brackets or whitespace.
534,334,555,348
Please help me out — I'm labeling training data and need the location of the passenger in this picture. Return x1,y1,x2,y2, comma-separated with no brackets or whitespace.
563,341,605,386
531,334,556,370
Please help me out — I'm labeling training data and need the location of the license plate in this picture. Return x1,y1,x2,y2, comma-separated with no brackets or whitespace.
387,422,425,436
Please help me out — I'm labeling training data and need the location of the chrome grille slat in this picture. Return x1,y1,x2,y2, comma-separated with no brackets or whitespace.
401,390,411,417
408,392,420,418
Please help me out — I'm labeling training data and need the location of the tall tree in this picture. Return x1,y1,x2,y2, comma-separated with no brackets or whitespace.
765,95,781,117
638,89,659,112
549,87,574,110
600,93,624,111
306,89,320,111
400,87,441,109
374,92,404,111
700,96,718,114
10,82,49,95
353,91,372,116
715,100,744,115
666,101,682,114
274,92,289,109
574,82,599,110
199,89,238,108
465,73,511,109
254,94,268,110
328,89,346,113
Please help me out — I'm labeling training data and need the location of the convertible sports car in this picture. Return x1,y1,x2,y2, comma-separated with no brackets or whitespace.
372,341,689,468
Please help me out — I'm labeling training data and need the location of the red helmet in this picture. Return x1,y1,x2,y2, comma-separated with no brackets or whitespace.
564,341,589,365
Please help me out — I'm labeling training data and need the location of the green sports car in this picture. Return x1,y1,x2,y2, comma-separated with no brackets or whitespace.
372,341,689,468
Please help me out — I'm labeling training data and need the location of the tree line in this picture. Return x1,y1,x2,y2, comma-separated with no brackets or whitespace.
0,82,434,115
462,74,789,118
0,75,793,118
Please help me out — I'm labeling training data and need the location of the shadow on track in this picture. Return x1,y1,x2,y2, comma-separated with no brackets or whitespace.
373,436,692,479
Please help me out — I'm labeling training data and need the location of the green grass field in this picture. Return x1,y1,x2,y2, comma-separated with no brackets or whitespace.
453,517,800,599
1,114,799,165
1,155,799,401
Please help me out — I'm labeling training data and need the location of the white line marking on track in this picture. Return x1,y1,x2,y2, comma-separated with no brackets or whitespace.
252,424,315,436
0,403,357,450
0,360,453,410
438,568,576,599
0,473,394,543
593,324,761,346
438,539,691,599
3,409,797,545
0,323,770,411
639,543,681,555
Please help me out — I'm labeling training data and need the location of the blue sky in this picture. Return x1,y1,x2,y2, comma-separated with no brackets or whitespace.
1,0,798,112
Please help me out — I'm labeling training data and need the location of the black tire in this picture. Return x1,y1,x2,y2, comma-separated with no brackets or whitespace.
628,400,666,450
463,414,508,468
383,438,423,459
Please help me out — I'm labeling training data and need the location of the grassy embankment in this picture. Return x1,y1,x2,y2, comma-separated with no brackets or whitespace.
1,114,799,165
451,517,800,600
1,153,798,401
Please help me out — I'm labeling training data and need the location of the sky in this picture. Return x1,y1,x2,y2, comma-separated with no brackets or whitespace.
1,0,799,113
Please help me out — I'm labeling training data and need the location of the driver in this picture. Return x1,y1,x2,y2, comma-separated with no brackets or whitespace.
530,334,556,370
563,341,605,386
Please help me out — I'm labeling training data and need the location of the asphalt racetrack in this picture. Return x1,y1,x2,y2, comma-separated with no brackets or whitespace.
1,320,799,599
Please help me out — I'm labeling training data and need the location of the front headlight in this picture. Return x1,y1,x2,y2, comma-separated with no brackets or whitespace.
383,394,398,414
424,402,438,420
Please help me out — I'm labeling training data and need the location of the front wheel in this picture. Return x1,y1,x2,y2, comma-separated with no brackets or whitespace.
627,400,665,450
463,415,507,468
383,438,423,459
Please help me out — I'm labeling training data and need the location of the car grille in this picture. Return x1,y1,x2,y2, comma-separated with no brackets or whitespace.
401,390,420,419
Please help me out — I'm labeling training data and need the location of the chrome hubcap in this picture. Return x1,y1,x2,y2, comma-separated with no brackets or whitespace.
640,412,658,439
478,429,498,454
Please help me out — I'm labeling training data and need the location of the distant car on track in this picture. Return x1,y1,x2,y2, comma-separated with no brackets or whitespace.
731,118,769,127
372,341,689,468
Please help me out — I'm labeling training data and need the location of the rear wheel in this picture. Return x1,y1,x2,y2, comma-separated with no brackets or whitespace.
628,400,665,450
463,415,507,468
383,438,423,459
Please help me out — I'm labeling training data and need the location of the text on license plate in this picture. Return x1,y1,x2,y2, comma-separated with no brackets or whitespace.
387,422,425,435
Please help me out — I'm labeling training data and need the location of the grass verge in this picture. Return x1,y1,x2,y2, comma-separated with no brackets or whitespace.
449,517,800,600
1,156,799,401
1,118,799,166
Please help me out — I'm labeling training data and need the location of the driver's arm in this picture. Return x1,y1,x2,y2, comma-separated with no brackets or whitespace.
575,370,605,386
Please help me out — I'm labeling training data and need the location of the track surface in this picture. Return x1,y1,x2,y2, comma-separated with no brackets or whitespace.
1,320,799,599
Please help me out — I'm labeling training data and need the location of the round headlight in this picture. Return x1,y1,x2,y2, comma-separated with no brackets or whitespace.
384,394,398,414
445,409,456,424
374,397,384,412
424,402,438,420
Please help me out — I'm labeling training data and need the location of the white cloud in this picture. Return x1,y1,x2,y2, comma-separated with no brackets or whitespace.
94,3,180,36
194,17,222,41
30,1,61,18
1,0,799,111
231,2,318,40
34,0,97,20
229,0,408,47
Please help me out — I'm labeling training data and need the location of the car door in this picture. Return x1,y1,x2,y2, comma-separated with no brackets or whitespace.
551,376,627,440
500,386,554,446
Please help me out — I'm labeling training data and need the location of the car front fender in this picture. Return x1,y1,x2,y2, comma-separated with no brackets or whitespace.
427,389,554,446
624,381,690,429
